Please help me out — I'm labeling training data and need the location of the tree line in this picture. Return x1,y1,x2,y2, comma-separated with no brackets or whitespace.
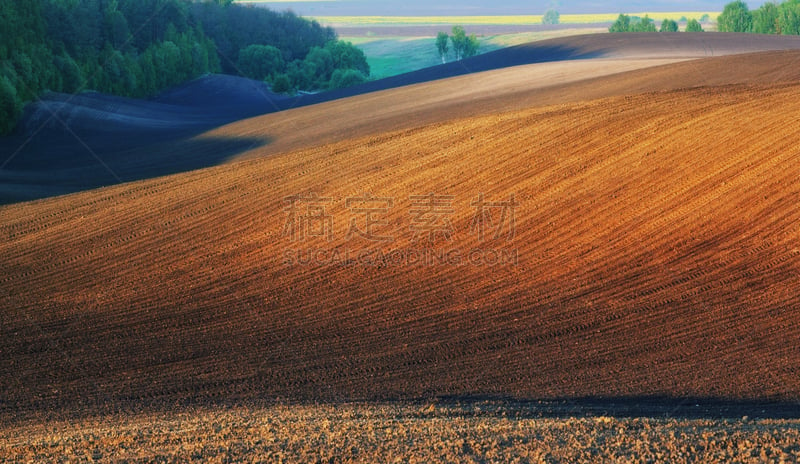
718,0,800,34
0,0,370,135
609,14,705,33
610,1,800,34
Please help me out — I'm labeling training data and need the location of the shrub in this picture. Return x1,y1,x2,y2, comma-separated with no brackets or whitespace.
686,19,705,32
270,73,292,94
609,14,631,32
237,44,285,81
329,69,367,89
660,19,679,32
633,15,657,32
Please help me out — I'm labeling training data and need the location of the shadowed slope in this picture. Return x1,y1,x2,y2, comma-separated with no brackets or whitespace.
3,74,800,419
0,75,282,203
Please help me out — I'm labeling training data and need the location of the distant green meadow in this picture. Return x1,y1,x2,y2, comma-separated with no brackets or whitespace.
345,29,608,79
320,13,717,79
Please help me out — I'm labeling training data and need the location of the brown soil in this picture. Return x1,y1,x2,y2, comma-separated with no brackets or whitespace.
3,47,800,421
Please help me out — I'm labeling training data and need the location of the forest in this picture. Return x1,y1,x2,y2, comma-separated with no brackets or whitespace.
0,0,370,134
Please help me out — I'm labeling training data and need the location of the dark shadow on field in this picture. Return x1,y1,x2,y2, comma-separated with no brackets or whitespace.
5,396,800,426
0,135,269,204
426,395,800,420
0,84,277,204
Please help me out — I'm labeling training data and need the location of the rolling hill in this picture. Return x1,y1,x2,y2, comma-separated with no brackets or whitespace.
3,34,800,421
5,33,800,204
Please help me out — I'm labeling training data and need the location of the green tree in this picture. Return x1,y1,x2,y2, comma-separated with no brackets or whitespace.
303,46,334,88
190,1,335,76
753,2,780,34
270,73,292,93
0,0,360,134
325,40,369,76
54,54,84,93
153,40,182,88
609,14,631,32
435,31,449,63
778,0,800,35
286,60,312,90
700,14,711,22
329,68,366,89
542,9,560,25
190,41,209,75
237,44,285,81
633,15,657,32
686,19,704,32
11,51,35,94
463,33,480,58
138,49,157,95
718,1,753,32
101,47,130,94
0,75,20,134
450,25,467,60
660,18,679,32
104,0,131,50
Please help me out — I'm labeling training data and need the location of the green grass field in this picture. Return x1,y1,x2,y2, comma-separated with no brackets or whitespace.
344,29,609,79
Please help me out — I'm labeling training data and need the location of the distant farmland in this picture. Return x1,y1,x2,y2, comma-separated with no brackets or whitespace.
320,13,718,78
345,29,608,79
312,13,718,27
